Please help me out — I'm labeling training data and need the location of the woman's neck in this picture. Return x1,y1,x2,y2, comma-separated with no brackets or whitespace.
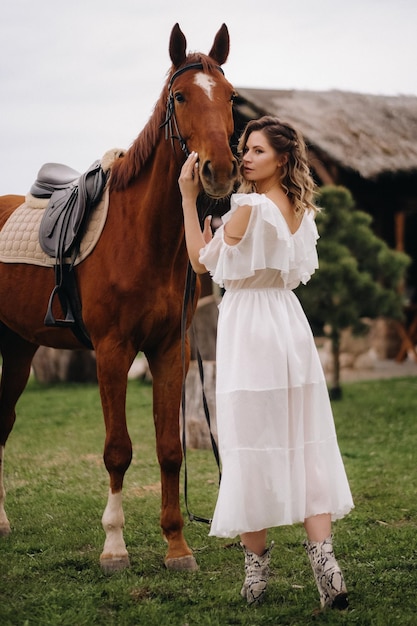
255,177,280,195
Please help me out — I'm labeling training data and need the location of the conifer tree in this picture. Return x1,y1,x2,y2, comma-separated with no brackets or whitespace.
296,185,410,399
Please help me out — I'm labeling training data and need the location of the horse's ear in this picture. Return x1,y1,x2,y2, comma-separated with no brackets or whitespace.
169,23,187,68
208,24,230,66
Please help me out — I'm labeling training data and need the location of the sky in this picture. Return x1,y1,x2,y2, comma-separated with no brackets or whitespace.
1,0,416,195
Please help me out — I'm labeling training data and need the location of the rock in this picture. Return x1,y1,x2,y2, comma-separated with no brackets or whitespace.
32,348,97,383
182,360,217,450
353,349,377,370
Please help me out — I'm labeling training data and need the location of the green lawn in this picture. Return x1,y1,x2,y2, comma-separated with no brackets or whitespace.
0,376,416,625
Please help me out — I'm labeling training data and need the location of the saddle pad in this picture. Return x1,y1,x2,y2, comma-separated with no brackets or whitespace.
0,187,109,267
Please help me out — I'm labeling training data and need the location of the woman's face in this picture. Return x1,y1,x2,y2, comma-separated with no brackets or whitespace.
241,130,283,185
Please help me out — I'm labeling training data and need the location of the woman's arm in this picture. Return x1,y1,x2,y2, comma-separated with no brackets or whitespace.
179,152,252,271
178,152,212,274
223,203,252,245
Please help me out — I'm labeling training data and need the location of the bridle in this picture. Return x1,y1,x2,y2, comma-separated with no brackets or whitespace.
162,62,225,523
160,62,225,157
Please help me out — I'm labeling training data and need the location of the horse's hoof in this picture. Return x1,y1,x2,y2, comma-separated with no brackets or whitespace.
165,554,199,571
100,554,131,574
0,523,11,537
0,520,12,537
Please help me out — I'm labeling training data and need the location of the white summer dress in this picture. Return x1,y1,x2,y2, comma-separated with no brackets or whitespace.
199,193,354,539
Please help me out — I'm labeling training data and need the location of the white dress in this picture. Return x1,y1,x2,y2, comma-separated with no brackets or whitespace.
199,193,354,539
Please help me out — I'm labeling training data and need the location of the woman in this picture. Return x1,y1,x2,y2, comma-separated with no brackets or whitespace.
179,116,353,609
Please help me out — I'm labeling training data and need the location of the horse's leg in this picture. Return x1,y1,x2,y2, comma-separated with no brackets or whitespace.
0,326,38,536
147,342,198,572
0,445,7,536
95,340,134,574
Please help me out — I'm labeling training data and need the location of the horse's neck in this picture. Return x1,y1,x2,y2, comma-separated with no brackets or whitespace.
137,144,185,232
112,145,186,261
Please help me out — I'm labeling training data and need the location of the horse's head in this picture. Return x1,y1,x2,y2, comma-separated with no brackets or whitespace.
167,24,238,198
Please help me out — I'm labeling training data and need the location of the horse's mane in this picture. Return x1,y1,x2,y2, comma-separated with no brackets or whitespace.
109,54,222,191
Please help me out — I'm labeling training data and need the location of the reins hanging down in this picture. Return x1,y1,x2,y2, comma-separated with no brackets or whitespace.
162,62,226,523
160,63,224,524
180,261,221,525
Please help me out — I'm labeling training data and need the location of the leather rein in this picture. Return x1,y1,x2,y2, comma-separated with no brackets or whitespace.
162,63,223,524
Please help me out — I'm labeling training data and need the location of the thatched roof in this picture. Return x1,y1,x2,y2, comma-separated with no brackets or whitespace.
234,88,417,180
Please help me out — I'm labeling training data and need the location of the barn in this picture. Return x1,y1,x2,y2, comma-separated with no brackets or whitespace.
232,88,417,303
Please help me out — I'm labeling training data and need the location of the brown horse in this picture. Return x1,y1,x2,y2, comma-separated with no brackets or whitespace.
0,24,237,572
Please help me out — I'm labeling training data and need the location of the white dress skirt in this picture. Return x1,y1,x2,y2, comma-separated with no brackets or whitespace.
199,193,354,539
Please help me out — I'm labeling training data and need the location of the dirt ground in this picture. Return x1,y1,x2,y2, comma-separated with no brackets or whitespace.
324,356,417,384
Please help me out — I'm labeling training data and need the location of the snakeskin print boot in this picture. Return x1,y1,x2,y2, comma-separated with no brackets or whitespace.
303,535,348,610
240,541,274,605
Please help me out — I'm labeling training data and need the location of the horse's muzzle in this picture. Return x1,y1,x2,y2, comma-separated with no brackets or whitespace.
200,159,238,198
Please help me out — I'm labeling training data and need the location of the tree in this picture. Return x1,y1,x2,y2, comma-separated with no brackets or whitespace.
296,185,411,399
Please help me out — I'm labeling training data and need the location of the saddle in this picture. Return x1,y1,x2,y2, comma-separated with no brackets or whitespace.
30,163,81,198
30,159,109,349
35,159,107,258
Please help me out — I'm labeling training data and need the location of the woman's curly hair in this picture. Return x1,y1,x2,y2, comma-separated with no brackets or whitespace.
237,116,317,215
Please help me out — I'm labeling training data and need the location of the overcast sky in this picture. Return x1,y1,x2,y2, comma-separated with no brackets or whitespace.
1,0,416,194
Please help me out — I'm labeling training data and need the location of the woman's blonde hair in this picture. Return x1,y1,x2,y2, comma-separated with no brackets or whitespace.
237,116,317,215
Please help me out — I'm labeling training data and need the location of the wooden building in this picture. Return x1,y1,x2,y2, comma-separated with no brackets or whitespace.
232,88,417,301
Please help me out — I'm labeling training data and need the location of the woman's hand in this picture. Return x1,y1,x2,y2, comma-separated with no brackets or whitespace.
178,151,200,204
202,215,213,244
178,152,211,274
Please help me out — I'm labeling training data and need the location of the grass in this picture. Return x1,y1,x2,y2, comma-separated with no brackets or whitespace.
0,376,417,625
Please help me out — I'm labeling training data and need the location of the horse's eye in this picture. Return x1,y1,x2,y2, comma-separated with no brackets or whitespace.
231,92,238,103
175,93,185,103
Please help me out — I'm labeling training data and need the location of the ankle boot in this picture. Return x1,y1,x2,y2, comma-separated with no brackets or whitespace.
303,535,348,610
240,541,274,605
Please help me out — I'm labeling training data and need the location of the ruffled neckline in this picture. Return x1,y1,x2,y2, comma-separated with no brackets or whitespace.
199,192,319,289
260,194,305,237
225,193,309,244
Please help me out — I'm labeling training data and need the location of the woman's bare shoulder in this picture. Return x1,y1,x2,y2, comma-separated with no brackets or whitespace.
224,204,252,245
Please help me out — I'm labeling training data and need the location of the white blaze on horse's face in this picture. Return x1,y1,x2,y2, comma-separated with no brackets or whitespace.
193,72,216,100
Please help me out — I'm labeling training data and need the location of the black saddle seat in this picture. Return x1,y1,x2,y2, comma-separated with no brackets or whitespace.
30,163,81,198
34,158,108,349
38,159,106,259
